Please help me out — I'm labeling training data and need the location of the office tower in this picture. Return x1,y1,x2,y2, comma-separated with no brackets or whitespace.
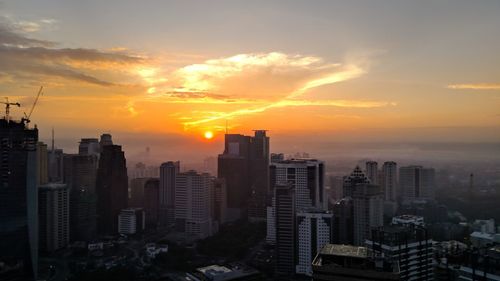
312,244,400,281
118,208,145,235
332,197,354,245
270,158,326,211
382,161,398,216
328,175,344,201
275,184,296,277
63,153,98,241
212,178,227,224
174,170,217,239
99,133,113,149
366,225,433,280
159,161,179,226
365,161,378,184
266,198,276,244
143,178,159,228
352,183,384,245
129,177,151,208
96,144,128,235
37,141,48,185
48,148,64,183
217,130,269,221
399,165,436,203
296,211,333,276
343,166,370,198
78,138,100,156
0,119,38,280
39,183,69,252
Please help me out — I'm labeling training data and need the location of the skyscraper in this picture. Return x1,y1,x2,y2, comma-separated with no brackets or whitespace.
129,177,151,208
36,141,48,185
212,178,228,225
143,178,160,228
96,144,128,235
48,148,64,183
159,161,179,226
332,197,354,245
399,165,436,203
342,166,370,198
0,119,38,280
38,183,69,252
174,170,217,239
270,158,326,211
381,161,398,216
217,130,269,221
275,184,296,277
352,184,384,245
296,210,333,276
63,153,98,241
365,161,378,185
78,138,100,156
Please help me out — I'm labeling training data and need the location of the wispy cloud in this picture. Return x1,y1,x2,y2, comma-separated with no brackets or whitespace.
447,83,500,90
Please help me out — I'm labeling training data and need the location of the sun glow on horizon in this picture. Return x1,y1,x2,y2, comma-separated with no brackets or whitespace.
204,131,214,139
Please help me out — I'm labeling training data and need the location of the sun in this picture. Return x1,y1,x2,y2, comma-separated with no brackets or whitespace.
204,131,214,139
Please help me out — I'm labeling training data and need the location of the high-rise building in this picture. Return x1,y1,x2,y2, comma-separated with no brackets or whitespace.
270,158,326,211
343,166,370,198
37,142,48,185
365,161,378,185
39,183,69,252
99,133,113,149
0,119,38,280
296,210,333,276
332,197,354,245
366,225,433,280
63,153,98,241
96,144,128,235
275,184,296,277
217,130,269,221
352,183,384,245
312,244,400,281
399,166,435,203
48,148,64,183
270,153,285,163
381,161,398,216
212,178,227,225
159,161,179,226
174,170,217,239
78,138,100,156
144,178,159,228
118,208,145,235
129,177,151,208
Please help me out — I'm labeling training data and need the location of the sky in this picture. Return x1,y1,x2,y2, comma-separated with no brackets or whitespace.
0,0,499,162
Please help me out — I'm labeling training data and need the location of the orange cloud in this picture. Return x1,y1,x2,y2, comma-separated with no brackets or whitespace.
447,83,500,90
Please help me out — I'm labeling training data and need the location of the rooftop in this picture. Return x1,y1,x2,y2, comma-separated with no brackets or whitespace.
319,244,368,258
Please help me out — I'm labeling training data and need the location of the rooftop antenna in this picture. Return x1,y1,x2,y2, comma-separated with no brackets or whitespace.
225,119,228,134
51,127,55,152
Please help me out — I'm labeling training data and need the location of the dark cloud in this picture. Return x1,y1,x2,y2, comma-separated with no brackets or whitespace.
0,23,143,86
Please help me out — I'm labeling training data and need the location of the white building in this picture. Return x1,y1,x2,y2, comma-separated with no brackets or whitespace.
118,208,145,235
392,215,425,227
145,243,168,259
39,183,70,252
472,219,496,234
400,165,435,203
270,159,326,211
175,170,217,239
295,210,333,276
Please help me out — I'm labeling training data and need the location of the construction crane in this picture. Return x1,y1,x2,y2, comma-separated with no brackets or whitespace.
23,86,44,124
1,97,21,122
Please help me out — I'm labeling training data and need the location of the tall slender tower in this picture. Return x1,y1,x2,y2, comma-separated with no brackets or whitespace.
159,161,180,226
365,161,378,185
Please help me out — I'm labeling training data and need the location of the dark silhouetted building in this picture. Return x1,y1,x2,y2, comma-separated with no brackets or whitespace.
400,165,435,203
63,153,98,241
129,177,151,208
96,144,128,235
213,178,228,224
159,161,179,226
332,197,354,245
218,130,269,221
39,183,69,252
352,183,383,245
0,119,38,280
275,184,296,278
343,166,370,198
144,178,159,228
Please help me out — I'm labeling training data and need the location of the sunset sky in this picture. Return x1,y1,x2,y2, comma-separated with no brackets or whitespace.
0,0,499,161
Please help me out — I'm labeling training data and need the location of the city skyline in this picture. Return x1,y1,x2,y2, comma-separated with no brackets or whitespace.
0,0,498,161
